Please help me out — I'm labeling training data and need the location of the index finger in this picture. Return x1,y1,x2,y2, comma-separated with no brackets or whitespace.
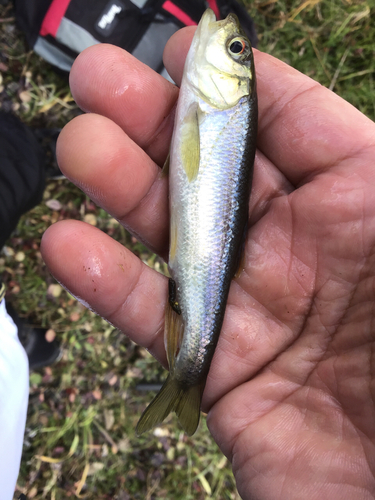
70,43,179,166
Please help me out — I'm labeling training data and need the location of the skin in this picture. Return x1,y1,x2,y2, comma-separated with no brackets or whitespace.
41,27,375,500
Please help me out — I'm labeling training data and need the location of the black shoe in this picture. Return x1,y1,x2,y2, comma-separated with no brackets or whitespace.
5,303,61,370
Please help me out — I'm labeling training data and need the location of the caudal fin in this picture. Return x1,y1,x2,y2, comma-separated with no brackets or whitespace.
136,375,202,436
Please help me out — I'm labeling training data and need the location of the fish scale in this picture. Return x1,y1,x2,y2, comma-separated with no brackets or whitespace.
136,8,257,436
171,96,253,387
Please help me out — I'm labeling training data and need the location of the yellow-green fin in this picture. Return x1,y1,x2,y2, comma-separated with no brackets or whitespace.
136,374,202,436
180,103,200,182
136,296,203,436
164,295,184,371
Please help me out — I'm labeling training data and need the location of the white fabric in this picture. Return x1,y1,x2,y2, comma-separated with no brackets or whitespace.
0,299,29,500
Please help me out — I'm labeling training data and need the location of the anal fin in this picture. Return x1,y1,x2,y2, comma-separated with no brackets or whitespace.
136,287,203,436
165,280,184,371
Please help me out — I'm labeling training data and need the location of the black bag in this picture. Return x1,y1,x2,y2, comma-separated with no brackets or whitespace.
14,0,257,76
0,112,46,249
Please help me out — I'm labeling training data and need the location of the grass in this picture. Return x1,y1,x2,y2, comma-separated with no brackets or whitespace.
250,0,375,119
0,0,374,499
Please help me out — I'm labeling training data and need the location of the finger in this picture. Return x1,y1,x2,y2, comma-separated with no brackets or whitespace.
255,50,375,185
41,220,168,365
57,114,169,256
163,26,195,86
69,44,179,166
165,29,375,186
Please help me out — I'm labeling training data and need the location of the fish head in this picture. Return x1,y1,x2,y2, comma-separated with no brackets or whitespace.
185,8,255,110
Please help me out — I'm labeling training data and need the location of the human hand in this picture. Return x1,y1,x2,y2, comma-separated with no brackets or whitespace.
41,29,375,500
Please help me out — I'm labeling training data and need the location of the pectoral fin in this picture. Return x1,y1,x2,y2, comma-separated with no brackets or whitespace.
180,103,200,182
169,213,178,264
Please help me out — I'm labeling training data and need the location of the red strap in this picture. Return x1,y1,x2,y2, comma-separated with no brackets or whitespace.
162,1,197,26
207,0,221,19
40,0,71,38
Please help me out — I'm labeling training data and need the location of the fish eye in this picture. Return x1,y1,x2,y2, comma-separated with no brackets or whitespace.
228,37,247,57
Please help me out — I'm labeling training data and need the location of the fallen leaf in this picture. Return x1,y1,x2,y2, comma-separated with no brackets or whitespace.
46,199,62,211
92,389,102,400
87,462,104,476
117,438,130,453
45,329,56,342
153,427,170,437
15,251,25,262
84,213,97,226
28,486,38,498
125,367,142,379
47,284,62,298
104,409,115,430
3,246,14,257
70,312,80,322
19,90,32,103
39,414,48,426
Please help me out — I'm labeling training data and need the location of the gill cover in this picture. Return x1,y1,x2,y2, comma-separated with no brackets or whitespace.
186,8,254,110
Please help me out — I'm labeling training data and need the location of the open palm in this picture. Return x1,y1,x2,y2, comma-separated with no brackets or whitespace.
41,28,375,500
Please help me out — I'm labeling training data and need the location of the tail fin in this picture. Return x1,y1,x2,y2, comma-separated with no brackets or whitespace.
136,375,202,436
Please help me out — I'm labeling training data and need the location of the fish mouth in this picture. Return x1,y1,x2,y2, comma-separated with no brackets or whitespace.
199,8,217,27
194,8,216,43
194,8,241,45
198,8,241,29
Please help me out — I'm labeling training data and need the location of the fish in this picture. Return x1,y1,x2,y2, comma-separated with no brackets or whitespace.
136,8,257,436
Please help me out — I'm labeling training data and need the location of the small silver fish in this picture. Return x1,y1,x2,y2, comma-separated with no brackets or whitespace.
137,8,257,436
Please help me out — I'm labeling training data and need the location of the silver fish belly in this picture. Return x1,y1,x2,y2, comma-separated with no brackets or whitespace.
170,91,255,387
